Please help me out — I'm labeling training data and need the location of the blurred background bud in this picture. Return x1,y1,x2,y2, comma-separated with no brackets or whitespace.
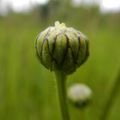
68,84,92,108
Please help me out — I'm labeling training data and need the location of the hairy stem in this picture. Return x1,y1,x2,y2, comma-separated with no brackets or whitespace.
55,70,70,120
100,68,120,120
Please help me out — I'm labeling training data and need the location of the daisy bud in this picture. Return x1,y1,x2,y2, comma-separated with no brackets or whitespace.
35,21,89,75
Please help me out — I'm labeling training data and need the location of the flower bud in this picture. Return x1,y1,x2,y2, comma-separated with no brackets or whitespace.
35,21,89,75
68,84,92,108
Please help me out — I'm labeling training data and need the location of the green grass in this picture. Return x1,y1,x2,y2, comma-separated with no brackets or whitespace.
0,7,120,120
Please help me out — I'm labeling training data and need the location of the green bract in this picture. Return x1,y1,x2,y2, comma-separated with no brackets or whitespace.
35,21,89,74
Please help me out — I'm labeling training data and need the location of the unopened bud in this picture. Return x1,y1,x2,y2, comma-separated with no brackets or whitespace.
68,84,92,108
35,21,89,75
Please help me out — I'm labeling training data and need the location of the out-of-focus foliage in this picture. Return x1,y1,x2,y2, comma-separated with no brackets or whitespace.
0,2,120,120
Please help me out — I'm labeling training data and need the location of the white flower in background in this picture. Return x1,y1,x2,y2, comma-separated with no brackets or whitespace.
68,84,92,108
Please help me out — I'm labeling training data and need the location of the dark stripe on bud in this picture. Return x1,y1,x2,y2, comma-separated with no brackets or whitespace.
52,35,57,55
82,39,89,65
40,29,51,63
76,36,81,60
61,34,69,66
65,34,77,65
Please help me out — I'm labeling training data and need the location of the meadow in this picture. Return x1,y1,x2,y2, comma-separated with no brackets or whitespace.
0,6,120,120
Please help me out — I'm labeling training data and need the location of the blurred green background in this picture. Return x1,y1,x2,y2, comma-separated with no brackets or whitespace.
0,0,120,120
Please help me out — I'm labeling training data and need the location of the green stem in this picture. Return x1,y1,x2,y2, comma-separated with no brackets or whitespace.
80,110,85,120
55,70,70,120
100,68,120,120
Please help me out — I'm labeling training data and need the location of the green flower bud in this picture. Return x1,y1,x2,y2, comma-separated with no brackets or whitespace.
35,21,89,74
68,84,92,108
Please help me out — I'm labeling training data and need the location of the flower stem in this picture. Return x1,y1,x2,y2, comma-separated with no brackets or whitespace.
100,68,120,120
55,70,70,120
